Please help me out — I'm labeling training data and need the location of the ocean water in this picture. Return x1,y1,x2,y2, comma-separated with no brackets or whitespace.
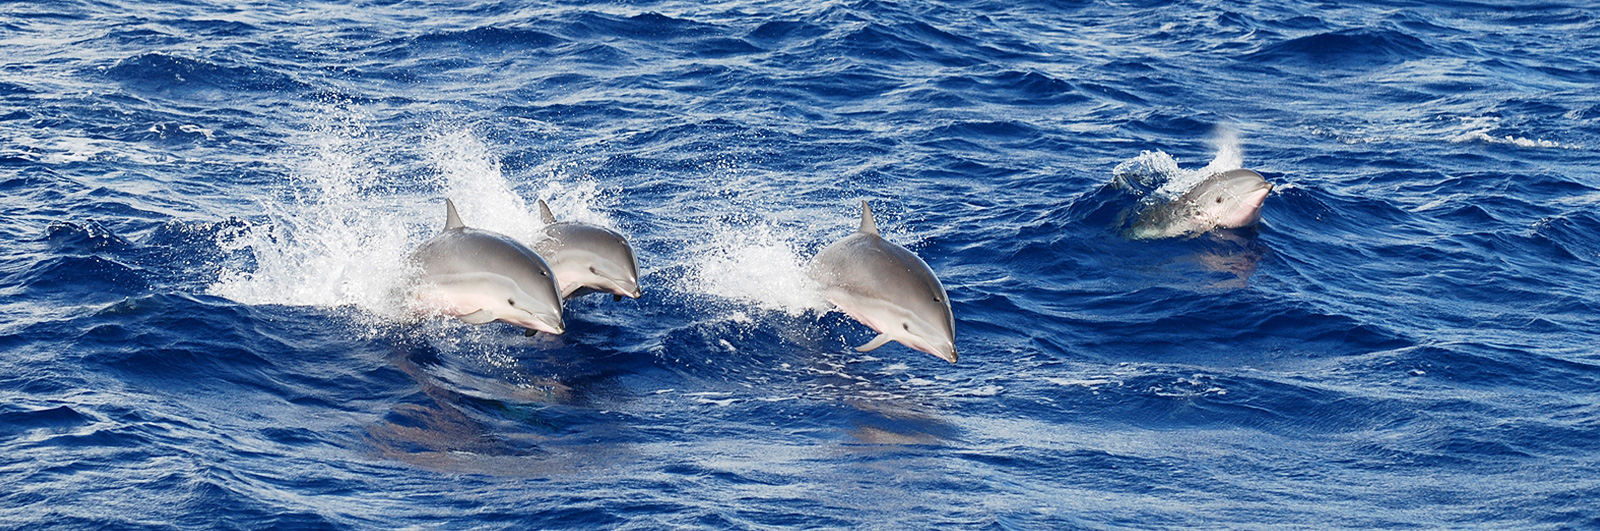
3,0,1599,528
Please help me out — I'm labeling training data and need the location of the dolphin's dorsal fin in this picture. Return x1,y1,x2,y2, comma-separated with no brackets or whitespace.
537,199,557,224
859,200,878,235
444,198,465,231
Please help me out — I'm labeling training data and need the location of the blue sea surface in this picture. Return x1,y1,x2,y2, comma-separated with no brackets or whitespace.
4,0,1599,528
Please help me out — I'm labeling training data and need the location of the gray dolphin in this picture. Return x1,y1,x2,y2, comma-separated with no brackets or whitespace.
1128,168,1274,240
409,199,565,335
809,201,958,363
532,199,642,301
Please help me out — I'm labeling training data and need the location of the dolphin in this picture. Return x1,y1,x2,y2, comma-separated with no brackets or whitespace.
1127,168,1274,240
409,199,565,335
809,201,958,363
532,199,642,301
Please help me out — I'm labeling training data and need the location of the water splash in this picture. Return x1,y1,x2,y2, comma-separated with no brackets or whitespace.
1112,128,1246,201
1195,128,1244,178
207,106,421,321
209,112,833,325
531,169,617,229
683,219,830,317
206,115,612,325
426,128,545,243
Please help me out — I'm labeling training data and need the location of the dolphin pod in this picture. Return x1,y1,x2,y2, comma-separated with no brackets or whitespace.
533,199,643,302
809,201,958,363
409,199,566,335
1128,168,1274,240
404,164,1275,364
404,197,959,363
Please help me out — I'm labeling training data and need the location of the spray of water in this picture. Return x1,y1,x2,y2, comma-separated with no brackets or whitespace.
425,128,545,243
209,111,841,328
683,219,831,316
207,108,421,321
206,114,620,323
1113,127,1245,201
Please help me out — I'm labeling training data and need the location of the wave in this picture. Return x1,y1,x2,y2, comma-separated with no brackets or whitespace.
1249,29,1438,67
410,27,565,50
1532,211,1600,264
101,52,309,94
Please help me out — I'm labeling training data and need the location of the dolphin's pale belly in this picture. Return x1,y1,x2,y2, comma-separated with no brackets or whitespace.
822,288,911,339
414,272,516,316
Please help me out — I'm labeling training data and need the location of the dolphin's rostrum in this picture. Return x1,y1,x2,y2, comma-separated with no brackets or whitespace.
809,201,958,363
533,199,642,302
409,199,565,335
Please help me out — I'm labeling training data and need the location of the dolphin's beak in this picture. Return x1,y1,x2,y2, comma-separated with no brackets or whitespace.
541,314,565,335
920,344,958,364
604,279,641,299
519,313,564,335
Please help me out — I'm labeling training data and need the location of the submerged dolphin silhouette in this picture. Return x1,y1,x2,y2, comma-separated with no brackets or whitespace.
533,199,642,301
409,199,565,335
1128,169,1274,240
810,201,958,363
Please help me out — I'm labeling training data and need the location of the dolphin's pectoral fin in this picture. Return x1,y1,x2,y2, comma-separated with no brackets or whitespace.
457,309,496,324
854,334,894,352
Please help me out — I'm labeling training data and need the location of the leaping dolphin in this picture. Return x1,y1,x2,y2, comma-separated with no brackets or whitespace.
532,199,642,301
1128,168,1274,240
809,201,958,363
409,199,565,335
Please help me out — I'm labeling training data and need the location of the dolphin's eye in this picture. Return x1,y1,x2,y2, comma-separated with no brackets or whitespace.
1215,197,1223,203
903,323,910,331
507,299,515,306
590,266,598,274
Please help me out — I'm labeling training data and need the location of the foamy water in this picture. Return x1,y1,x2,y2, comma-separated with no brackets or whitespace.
683,219,831,316
209,115,834,324
1113,128,1248,201
208,108,422,316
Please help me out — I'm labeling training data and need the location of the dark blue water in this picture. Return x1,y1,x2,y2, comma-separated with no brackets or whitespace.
4,0,1599,528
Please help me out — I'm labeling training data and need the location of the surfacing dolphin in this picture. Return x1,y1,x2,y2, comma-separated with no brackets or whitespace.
533,199,642,301
409,199,565,335
809,201,957,363
1127,168,1274,240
